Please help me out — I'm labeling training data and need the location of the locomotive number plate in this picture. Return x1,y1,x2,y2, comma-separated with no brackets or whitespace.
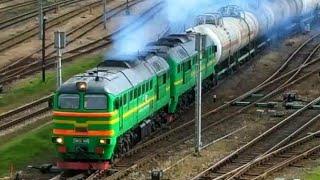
73,138,90,144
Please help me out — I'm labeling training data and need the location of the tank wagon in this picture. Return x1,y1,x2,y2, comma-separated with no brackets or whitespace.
189,0,320,69
52,0,320,170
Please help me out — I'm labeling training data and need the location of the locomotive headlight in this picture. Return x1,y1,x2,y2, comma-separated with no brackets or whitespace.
56,137,64,144
99,139,107,144
99,139,110,145
52,137,64,144
76,82,87,91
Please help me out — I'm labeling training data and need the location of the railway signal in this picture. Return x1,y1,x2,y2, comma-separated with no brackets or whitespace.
103,0,107,30
42,12,47,82
38,0,44,40
126,0,130,15
54,31,67,88
54,0,59,14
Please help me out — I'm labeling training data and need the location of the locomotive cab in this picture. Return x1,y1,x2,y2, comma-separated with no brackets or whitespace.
52,79,118,170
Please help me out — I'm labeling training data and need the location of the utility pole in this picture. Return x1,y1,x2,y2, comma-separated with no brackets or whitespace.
54,31,66,88
54,0,59,13
195,33,205,155
103,0,107,29
57,46,62,87
38,0,43,39
126,0,130,15
89,4,93,15
194,34,207,154
42,12,47,82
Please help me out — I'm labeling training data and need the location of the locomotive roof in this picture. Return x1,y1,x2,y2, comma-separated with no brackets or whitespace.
58,33,213,95
146,33,198,63
167,34,213,63
58,55,169,95
168,40,197,63
146,33,214,64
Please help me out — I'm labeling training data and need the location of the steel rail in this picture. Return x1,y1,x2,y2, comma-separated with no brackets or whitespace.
228,127,320,179
0,0,101,53
0,0,37,13
0,0,87,30
191,96,320,180
253,145,320,180
0,0,147,84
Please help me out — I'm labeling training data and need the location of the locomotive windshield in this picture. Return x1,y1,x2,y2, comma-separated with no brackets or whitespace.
84,95,107,110
58,94,80,109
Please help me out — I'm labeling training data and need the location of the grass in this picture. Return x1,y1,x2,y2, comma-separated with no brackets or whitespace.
0,55,102,113
0,123,55,177
0,55,102,177
303,167,320,180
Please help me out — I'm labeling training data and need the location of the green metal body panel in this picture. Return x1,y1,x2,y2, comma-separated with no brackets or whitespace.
168,46,216,113
53,74,171,161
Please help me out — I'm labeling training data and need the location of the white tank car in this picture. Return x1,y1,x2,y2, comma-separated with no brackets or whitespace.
252,2,275,35
254,0,304,34
285,0,304,15
266,0,291,25
189,9,259,63
302,0,319,14
188,0,320,63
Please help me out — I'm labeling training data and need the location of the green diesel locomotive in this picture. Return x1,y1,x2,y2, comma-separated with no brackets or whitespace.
52,34,217,169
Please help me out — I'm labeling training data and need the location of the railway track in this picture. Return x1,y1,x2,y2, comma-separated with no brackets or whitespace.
0,0,37,13
82,32,320,179
0,0,144,78
0,4,319,180
0,0,101,53
188,34,320,180
0,0,87,30
5,33,316,179
192,34,320,137
228,128,320,180
0,0,160,85
0,0,15,4
0,1,165,133
145,104,320,180
52,171,91,180
0,95,52,132
191,97,320,180
105,70,320,180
